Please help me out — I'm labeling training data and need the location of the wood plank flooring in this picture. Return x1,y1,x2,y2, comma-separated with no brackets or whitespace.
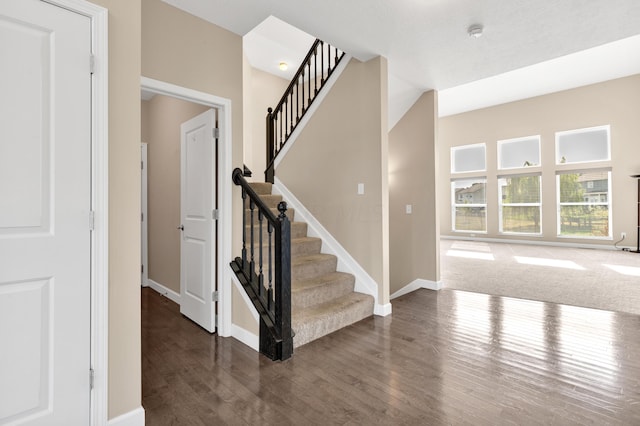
141,287,640,425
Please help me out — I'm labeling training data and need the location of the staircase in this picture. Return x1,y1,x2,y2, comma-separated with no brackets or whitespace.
248,181,374,348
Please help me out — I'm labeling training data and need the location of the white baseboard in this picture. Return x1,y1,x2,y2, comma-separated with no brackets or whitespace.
374,303,392,316
148,279,181,305
231,324,259,351
391,278,442,300
441,234,626,251
108,406,145,426
273,178,390,316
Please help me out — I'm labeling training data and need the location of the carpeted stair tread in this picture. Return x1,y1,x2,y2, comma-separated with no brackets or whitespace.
245,221,307,240
247,182,272,195
291,237,322,258
245,207,295,222
259,194,284,208
292,272,355,309
292,253,337,281
292,292,374,348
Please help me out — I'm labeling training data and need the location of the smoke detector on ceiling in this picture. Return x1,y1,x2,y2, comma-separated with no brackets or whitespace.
468,24,484,38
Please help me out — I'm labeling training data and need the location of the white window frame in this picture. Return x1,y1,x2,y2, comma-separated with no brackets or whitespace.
555,125,610,165
498,174,542,235
451,143,486,174
556,170,612,239
497,135,541,170
451,178,488,233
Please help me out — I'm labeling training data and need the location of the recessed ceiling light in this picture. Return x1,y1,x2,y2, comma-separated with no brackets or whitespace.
279,62,288,71
468,24,484,38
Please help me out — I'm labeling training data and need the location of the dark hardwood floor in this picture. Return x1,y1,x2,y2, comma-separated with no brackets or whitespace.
142,287,640,425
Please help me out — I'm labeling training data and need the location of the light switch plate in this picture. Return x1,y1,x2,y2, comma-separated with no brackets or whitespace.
357,183,365,195
406,204,412,214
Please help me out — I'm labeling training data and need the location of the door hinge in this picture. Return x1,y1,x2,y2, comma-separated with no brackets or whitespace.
212,209,219,220
89,211,95,231
141,161,144,170
90,55,95,74
141,212,144,222
212,291,218,302
89,368,95,390
141,264,144,273
213,127,219,139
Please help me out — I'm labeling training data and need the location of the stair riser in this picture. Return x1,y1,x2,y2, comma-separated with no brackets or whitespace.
292,278,354,309
244,208,295,222
247,182,273,195
244,222,307,243
292,298,374,348
248,239,322,265
292,256,337,282
257,194,284,209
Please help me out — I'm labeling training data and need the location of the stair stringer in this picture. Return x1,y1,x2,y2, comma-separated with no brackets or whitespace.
273,177,392,317
272,54,353,172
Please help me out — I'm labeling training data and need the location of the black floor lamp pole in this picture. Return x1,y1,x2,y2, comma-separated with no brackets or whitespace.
632,175,640,254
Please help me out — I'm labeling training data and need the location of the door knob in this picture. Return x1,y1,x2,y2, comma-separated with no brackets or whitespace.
177,225,184,231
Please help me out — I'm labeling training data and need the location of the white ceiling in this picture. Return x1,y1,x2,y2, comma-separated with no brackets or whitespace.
161,0,640,126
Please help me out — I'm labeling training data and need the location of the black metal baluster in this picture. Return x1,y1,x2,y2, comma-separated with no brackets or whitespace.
249,198,255,286
241,188,247,268
296,76,300,123
321,41,325,84
268,221,273,312
258,210,264,298
301,69,305,114
307,61,311,104
289,91,293,133
279,108,283,149
314,45,318,95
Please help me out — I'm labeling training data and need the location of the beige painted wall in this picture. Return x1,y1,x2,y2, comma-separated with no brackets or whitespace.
277,57,390,304
141,99,150,142
142,95,209,293
246,67,289,179
389,91,440,294
87,0,142,420
141,0,258,335
439,74,640,248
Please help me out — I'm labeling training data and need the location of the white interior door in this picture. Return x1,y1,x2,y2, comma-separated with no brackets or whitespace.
141,142,148,287
180,109,217,333
0,1,91,424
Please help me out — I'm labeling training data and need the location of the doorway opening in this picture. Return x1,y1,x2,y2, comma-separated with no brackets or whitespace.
140,77,233,337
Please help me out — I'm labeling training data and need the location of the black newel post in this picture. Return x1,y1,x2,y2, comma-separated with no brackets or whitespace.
265,107,275,183
275,201,293,360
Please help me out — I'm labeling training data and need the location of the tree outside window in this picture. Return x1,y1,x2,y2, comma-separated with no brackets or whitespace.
499,175,541,234
558,171,610,237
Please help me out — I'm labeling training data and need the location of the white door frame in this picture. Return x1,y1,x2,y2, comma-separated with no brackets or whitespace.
140,76,233,338
42,0,109,424
141,143,148,287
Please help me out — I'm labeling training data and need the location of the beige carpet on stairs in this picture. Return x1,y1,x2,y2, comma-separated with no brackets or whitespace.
247,182,374,348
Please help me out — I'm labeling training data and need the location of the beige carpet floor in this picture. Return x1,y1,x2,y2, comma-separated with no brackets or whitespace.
441,238,640,315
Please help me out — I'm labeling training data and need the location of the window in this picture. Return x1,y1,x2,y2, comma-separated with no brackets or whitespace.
451,143,485,173
452,179,487,232
498,136,540,169
557,170,611,238
498,175,541,234
556,126,610,165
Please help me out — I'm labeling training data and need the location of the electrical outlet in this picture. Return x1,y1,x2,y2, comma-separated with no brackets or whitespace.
621,232,627,239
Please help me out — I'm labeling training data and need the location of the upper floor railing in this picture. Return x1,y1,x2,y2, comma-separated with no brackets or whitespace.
265,39,346,183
